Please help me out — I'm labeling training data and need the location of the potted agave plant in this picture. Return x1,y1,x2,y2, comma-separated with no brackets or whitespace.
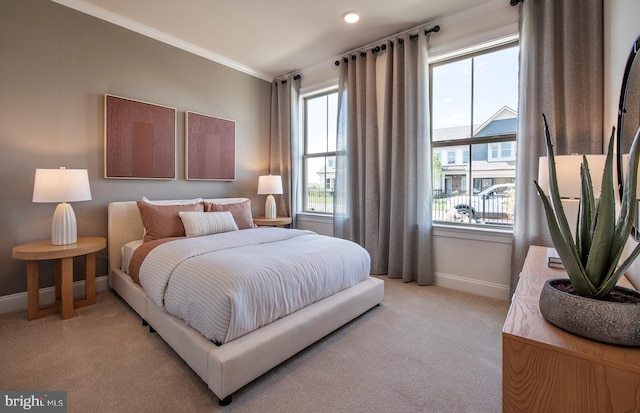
535,114,640,346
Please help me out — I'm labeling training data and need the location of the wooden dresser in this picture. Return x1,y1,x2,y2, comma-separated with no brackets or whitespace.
502,245,640,413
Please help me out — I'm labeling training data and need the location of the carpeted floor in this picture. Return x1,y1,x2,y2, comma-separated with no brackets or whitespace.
0,277,510,413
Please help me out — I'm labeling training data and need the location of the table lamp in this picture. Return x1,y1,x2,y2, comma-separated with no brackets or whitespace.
538,155,607,237
257,175,283,220
32,167,92,245
538,155,607,199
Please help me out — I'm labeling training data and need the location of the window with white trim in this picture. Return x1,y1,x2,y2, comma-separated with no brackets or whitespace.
302,90,337,214
431,42,519,226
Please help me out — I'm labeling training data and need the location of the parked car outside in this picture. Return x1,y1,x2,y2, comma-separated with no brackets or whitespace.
445,183,515,223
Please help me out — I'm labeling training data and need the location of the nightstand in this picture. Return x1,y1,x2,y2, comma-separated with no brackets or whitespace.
502,245,640,412
12,236,107,320
253,216,292,228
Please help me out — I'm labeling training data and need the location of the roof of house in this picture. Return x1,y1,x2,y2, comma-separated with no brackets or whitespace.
432,106,517,141
474,118,517,137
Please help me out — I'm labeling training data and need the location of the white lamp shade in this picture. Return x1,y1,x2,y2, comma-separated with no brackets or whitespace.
257,175,283,195
538,155,607,199
33,168,92,203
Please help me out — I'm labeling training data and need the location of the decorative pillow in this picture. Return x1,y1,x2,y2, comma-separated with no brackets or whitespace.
205,200,258,229
137,201,204,242
179,211,239,237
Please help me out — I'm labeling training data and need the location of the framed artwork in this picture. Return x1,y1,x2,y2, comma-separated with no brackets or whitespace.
185,111,236,181
104,94,176,179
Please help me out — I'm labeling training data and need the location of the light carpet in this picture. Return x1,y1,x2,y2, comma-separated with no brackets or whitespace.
0,277,509,413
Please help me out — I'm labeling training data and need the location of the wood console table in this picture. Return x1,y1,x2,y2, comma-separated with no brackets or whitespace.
502,245,640,412
12,237,106,320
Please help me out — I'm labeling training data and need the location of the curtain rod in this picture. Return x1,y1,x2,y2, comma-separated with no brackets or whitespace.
334,24,440,66
277,22,440,79
276,74,301,84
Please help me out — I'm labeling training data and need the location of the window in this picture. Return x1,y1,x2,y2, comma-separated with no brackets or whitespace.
303,90,337,213
431,42,519,226
488,141,515,161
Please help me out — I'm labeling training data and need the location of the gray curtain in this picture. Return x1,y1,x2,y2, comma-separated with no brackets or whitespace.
335,32,433,285
510,0,603,295
270,75,301,225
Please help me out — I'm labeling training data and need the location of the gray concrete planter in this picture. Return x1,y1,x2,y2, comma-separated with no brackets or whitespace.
539,278,640,347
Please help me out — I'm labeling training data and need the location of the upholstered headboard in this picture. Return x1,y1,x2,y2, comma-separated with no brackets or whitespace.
107,198,249,278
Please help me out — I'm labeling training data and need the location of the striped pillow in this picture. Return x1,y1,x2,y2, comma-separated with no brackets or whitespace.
178,211,239,237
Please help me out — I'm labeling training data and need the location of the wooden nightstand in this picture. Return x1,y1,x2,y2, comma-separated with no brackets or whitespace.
253,216,292,228
12,236,107,320
502,245,640,412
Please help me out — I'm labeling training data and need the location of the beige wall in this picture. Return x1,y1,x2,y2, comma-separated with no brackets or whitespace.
0,0,271,297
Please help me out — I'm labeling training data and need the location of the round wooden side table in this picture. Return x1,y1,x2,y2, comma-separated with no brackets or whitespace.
253,216,292,228
12,237,106,320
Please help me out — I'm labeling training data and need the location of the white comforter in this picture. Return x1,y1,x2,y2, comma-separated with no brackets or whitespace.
139,228,371,344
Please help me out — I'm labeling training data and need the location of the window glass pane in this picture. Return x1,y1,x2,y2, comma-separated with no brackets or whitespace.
435,147,515,225
432,59,472,142
472,46,519,136
501,142,512,158
327,93,338,152
432,43,518,227
306,95,328,154
304,156,334,213
303,90,337,215
305,157,325,212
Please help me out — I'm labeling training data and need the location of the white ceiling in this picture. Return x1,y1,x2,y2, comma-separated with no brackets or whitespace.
51,0,494,81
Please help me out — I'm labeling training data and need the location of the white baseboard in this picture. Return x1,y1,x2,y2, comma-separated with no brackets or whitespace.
0,276,110,315
435,272,510,301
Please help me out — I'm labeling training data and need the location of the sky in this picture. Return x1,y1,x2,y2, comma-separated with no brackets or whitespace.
431,45,519,130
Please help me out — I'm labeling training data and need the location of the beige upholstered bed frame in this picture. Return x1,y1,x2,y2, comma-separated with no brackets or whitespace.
107,199,384,405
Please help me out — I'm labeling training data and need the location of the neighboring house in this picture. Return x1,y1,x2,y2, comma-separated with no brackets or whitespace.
433,106,517,195
315,157,336,191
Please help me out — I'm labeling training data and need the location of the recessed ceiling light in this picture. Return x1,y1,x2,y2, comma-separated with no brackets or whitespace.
343,11,360,24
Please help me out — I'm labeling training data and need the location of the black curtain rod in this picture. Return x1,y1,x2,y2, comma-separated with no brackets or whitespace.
334,24,440,66
425,25,441,35
278,74,301,84
510,0,523,6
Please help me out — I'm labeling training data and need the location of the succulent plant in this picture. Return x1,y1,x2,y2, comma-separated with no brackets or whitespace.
534,114,640,298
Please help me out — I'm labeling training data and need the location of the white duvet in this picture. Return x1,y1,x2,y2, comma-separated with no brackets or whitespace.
138,228,371,344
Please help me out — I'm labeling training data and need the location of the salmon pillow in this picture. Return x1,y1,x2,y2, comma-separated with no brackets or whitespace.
137,201,204,242
204,200,258,230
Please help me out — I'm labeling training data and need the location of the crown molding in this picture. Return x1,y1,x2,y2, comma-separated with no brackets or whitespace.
49,0,274,82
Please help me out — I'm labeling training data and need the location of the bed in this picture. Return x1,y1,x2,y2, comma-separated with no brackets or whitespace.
107,198,384,405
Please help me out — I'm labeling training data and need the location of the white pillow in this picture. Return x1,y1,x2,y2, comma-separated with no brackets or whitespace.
179,211,239,237
141,196,203,205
